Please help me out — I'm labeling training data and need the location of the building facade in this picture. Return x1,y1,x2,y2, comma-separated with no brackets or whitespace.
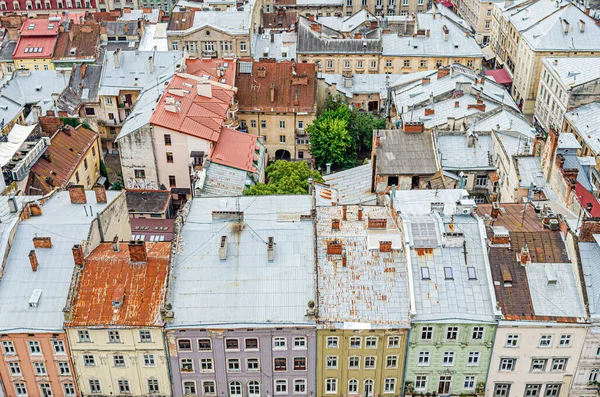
454,0,494,45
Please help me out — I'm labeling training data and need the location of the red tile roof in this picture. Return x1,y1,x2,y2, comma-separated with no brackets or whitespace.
13,36,58,59
575,182,600,217
150,73,236,142
236,60,316,113
52,23,99,61
185,58,237,86
210,128,259,172
27,124,98,195
66,242,171,327
19,18,61,36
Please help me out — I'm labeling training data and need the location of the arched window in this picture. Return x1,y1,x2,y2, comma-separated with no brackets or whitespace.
229,381,242,397
348,379,359,394
364,379,374,397
248,381,260,397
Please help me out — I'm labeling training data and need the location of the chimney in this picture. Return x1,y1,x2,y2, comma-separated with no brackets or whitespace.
437,68,450,79
343,70,353,88
257,67,267,78
370,20,378,30
466,30,470,37
481,76,485,85
442,25,449,41
404,121,425,133
562,19,569,34
113,48,122,68
579,19,585,32
93,184,107,204
368,218,387,229
492,226,510,245
422,77,431,85
307,14,315,21
332,218,340,230
342,205,347,220
72,244,84,266
491,202,501,219
112,236,120,252
33,237,52,249
219,236,228,260
586,7,591,15
424,108,435,116
467,133,477,147
270,83,275,102
270,32,275,42
310,23,322,33
68,185,87,204
267,236,275,261
519,244,531,265
124,23,129,34
455,100,460,108
148,56,154,74
128,240,147,263
358,206,363,221
426,29,430,37
29,250,39,272
327,241,343,255
380,240,392,252
467,103,486,112
341,248,347,267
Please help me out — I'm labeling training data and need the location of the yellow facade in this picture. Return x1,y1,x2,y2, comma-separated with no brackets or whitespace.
66,328,172,396
14,58,54,71
67,137,102,189
316,329,408,397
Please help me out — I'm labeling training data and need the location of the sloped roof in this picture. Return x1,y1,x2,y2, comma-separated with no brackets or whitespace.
543,57,600,89
58,63,103,113
185,57,236,86
297,17,381,54
210,128,260,172
375,129,439,175
564,101,600,156
53,23,99,61
580,237,600,318
13,36,58,59
126,189,170,214
438,133,494,170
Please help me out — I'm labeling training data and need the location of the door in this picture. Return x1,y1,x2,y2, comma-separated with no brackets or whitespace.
364,380,374,397
438,376,452,395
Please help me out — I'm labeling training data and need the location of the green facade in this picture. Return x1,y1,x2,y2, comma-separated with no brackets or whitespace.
404,322,496,397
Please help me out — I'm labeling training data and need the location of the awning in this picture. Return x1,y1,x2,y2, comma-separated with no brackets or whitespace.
436,0,453,7
485,68,512,86
481,45,496,61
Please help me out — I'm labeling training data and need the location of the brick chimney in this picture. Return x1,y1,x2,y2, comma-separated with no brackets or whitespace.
29,250,39,272
424,108,435,116
519,244,531,265
404,121,425,133
370,20,378,30
437,68,450,79
128,240,147,263
467,103,486,112
72,244,84,266
307,14,315,21
310,23,322,33
68,185,87,204
342,205,347,220
368,218,387,229
29,203,43,216
380,240,392,252
33,237,52,249
332,218,340,230
455,101,460,108
327,241,343,255
491,202,501,219
93,184,107,204
422,77,431,85
358,206,363,221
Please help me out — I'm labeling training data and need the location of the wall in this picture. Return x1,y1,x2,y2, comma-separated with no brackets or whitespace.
67,136,102,189
118,124,160,191
167,327,317,397
167,27,251,58
571,325,600,397
379,56,482,75
66,328,171,396
299,54,380,75
86,190,131,255
13,58,54,71
0,333,78,397
316,329,408,397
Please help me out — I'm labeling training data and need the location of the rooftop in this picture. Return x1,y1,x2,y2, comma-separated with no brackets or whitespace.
18,18,61,37
139,23,169,51
103,20,142,37
375,129,439,175
394,188,469,215
210,127,262,172
52,23,99,62
437,132,494,170
200,161,251,197
185,57,236,86
472,108,536,156
297,16,381,55
318,9,376,33
167,196,315,328
131,218,175,242
316,205,409,328
126,189,171,214
66,242,170,327
119,8,163,24
252,31,297,62
580,235,600,318
543,57,600,89
0,190,121,333
236,60,316,113
564,101,600,156
13,36,58,60
516,156,545,188
58,63,103,114
167,1,254,35
316,163,376,206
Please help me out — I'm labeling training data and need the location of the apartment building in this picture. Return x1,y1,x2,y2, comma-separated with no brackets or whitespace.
165,195,317,397
0,187,129,397
477,203,588,397
52,21,100,71
315,205,409,397
236,60,317,161
488,0,531,72
454,0,494,44
12,18,60,71
0,0,96,15
534,57,600,133
64,240,172,397
266,0,429,18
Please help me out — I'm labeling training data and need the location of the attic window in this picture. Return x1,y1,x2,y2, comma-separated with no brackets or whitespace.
35,85,42,92
467,266,477,280
69,47,76,55
444,267,453,280
421,267,430,280
47,23,54,29
28,23,35,30
28,289,42,307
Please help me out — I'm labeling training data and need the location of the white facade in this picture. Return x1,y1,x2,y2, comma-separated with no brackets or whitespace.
571,326,600,397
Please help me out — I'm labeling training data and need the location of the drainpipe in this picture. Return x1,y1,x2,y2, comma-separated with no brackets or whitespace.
400,325,412,397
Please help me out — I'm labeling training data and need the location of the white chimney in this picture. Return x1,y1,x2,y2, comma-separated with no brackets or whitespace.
579,19,585,32
148,56,154,74
267,237,275,261
561,19,569,34
219,236,228,260
113,48,122,68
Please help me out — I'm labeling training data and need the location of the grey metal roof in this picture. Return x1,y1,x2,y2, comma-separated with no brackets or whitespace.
58,64,103,114
543,57,600,89
0,190,121,333
438,133,494,170
319,163,376,205
0,40,16,62
405,214,497,323
393,189,469,215
557,133,581,150
316,205,410,327
200,162,248,197
297,17,381,54
509,0,570,32
375,130,439,175
105,21,141,36
167,196,316,328
169,3,254,35
318,9,376,33
580,237,600,318
564,101,600,156
252,31,297,61
516,156,545,188
563,154,594,192
140,24,169,51
526,262,586,318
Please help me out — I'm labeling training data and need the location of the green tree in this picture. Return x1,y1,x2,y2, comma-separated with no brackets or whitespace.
349,110,386,153
60,117,93,131
308,116,354,169
243,160,323,196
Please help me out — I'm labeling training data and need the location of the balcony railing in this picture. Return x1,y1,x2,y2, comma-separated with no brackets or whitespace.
11,137,50,182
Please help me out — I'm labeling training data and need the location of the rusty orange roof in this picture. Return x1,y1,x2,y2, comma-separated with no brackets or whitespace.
186,58,236,86
210,128,259,172
66,242,170,327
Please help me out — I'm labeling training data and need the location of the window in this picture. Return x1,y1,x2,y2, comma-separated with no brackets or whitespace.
366,337,377,348
15,383,27,396
590,369,600,382
178,339,191,350
326,379,337,394
403,60,411,68
500,358,516,371
9,362,21,375
421,326,433,340
172,41,179,51
467,60,474,68
420,59,427,68
198,339,211,350
34,362,47,375
180,358,194,372
388,336,400,347
274,357,287,371
494,384,511,397
203,381,216,396
118,380,131,394
169,175,176,187
84,354,95,366
472,327,484,340
476,175,488,187
34,65,39,71
40,384,52,396
446,327,458,340
415,375,427,390
144,354,156,367
250,120,257,128
364,356,376,369
248,381,260,397
525,384,541,397
559,334,572,347
247,358,259,371
386,355,398,368
108,331,121,343
114,355,126,367
506,334,519,347
28,340,41,354
147,379,160,394
350,337,361,348
551,358,567,371
275,380,287,394
467,352,480,366
279,135,286,144
63,383,76,396
166,152,174,163
386,59,392,68
539,335,552,347
273,337,286,349
294,379,306,394
326,60,333,69
164,134,172,145
240,42,247,52
228,358,241,372
545,384,561,397
436,60,443,68
384,378,396,393
2,340,15,354
58,362,71,375
279,120,286,129
531,359,547,371
326,356,338,369
438,376,451,394
294,357,306,370
260,120,267,129
464,376,476,390
344,60,350,69
184,381,196,396
349,379,359,393
89,380,102,394
418,351,430,365
106,97,113,105
442,352,455,366
293,337,306,349
229,381,242,396
349,356,360,369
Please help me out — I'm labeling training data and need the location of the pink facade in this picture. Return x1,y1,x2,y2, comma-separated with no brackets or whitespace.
0,333,78,397
0,0,97,13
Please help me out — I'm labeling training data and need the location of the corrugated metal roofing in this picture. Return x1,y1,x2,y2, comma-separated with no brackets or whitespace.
375,129,439,175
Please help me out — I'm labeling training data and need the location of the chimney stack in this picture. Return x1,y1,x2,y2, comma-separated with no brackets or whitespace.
113,48,122,68
68,185,87,204
128,240,147,263
341,248,347,267
29,250,39,272
33,237,52,249
112,236,120,252
267,237,275,261
93,184,107,203
332,218,340,230
358,206,363,221
219,236,228,260
270,83,275,102
342,205,347,220
72,244,84,266
519,244,531,265
380,240,392,252
149,56,154,74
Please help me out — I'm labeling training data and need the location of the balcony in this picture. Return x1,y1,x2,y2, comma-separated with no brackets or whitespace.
229,100,239,113
224,115,240,129
296,128,306,136
99,119,124,127
202,50,217,59
375,3,383,8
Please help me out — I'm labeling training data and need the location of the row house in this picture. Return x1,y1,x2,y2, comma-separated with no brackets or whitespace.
12,17,60,71
453,0,494,45
488,0,531,73
264,0,429,19
63,240,172,397
315,205,410,397
165,195,318,397
0,186,131,397
0,0,96,15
